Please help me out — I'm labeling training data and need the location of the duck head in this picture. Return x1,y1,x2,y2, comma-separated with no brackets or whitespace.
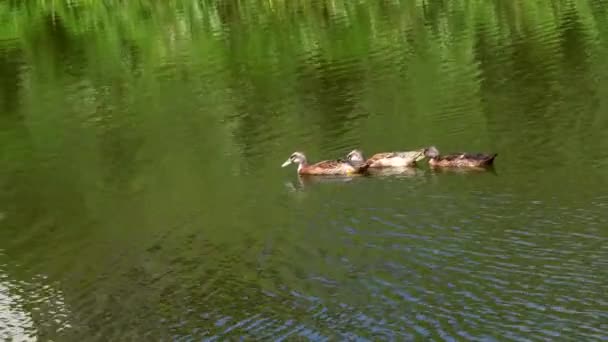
423,146,440,159
281,152,308,168
415,148,427,162
346,149,365,163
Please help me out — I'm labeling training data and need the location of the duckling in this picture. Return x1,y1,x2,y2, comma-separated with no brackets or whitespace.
346,149,425,168
281,152,369,175
423,146,497,168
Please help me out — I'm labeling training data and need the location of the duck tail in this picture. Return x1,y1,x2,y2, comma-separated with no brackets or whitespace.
356,161,372,173
483,153,498,165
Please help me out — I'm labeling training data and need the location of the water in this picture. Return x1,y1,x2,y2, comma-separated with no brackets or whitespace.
1,0,608,340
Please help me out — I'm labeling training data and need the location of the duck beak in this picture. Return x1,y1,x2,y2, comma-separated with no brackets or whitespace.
281,159,292,167
417,149,427,160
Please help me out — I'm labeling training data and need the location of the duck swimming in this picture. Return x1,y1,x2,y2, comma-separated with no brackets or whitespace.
423,146,497,168
346,149,426,168
281,152,370,175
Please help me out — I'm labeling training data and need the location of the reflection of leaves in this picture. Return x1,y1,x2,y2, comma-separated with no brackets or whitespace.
3,0,602,66
0,47,23,113
1,0,604,181
0,1,605,339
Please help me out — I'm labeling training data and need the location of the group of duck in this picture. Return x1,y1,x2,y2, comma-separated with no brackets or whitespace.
281,146,497,175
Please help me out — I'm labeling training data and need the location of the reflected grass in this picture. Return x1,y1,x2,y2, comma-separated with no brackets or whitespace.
0,1,607,338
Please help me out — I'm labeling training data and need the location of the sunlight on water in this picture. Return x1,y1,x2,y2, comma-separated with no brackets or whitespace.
0,281,36,341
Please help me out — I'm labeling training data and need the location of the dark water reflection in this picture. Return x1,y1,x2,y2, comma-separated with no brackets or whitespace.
1,0,608,340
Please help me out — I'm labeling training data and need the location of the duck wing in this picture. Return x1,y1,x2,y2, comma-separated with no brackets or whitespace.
466,153,497,164
308,159,367,173
440,152,497,164
437,153,467,161
368,152,397,161
367,151,425,166
310,159,346,169
394,150,425,160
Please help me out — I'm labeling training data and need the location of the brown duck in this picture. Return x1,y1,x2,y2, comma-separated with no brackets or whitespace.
281,152,370,175
346,149,426,168
423,146,497,168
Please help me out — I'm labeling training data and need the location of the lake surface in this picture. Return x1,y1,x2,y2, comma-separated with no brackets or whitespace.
1,0,608,340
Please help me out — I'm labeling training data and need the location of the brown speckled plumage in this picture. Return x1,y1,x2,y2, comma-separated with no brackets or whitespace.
424,146,497,168
282,152,370,175
346,149,425,168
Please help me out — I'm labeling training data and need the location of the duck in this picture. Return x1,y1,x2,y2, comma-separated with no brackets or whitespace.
281,152,370,175
423,146,497,168
346,149,426,168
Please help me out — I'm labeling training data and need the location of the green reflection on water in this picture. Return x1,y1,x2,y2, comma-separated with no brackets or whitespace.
1,0,608,340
